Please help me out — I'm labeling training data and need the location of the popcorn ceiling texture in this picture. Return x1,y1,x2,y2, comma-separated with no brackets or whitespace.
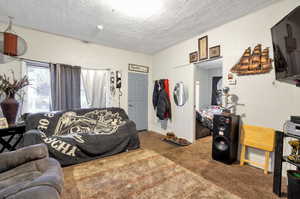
0,0,279,54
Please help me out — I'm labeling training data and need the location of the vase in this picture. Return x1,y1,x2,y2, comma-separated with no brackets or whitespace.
0,94,19,127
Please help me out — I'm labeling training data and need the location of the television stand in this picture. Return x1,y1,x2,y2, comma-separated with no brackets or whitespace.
273,131,300,197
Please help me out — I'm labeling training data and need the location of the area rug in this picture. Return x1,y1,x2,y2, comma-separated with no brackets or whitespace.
62,149,240,199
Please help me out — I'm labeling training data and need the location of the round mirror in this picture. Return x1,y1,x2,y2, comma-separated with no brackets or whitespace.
173,82,188,106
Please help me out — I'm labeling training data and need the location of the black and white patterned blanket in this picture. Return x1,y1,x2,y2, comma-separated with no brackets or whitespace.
22,108,140,166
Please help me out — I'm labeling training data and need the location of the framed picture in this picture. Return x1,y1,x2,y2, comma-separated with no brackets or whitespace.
0,118,8,129
128,64,149,73
198,36,208,60
228,72,236,85
209,45,221,58
189,51,198,63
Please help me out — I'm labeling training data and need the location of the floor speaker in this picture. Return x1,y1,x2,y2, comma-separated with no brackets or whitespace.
212,114,240,164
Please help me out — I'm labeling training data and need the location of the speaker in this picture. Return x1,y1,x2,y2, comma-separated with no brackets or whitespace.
212,114,240,164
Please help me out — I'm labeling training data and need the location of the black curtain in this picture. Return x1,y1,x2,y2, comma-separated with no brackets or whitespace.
211,76,222,106
50,64,81,111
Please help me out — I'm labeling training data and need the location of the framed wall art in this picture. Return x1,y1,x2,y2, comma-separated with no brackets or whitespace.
128,64,149,73
198,36,208,60
231,44,272,75
189,51,198,63
209,45,221,58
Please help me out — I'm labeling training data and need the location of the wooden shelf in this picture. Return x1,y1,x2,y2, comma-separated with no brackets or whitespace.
193,56,223,65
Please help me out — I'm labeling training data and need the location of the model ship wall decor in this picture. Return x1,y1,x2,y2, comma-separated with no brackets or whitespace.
231,44,273,75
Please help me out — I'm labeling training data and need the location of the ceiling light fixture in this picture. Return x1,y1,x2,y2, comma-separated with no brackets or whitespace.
97,25,104,31
107,0,163,18
0,16,28,63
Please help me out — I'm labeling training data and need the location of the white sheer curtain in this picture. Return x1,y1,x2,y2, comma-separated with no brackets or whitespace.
81,69,111,108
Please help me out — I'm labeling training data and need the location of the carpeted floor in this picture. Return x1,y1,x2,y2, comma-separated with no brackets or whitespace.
62,149,240,199
62,131,286,199
139,131,286,199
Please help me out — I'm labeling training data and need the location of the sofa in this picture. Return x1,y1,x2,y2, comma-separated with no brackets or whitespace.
22,107,140,166
0,144,64,199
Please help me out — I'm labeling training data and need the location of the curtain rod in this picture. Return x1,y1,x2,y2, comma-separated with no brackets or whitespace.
81,67,111,71
20,57,50,65
19,58,111,70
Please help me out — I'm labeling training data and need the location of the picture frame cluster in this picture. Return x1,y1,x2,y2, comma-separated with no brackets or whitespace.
189,35,221,63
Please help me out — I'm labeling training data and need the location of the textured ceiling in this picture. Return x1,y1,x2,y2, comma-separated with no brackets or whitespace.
0,0,280,54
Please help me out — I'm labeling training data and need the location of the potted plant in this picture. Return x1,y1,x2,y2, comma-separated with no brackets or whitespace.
0,71,29,126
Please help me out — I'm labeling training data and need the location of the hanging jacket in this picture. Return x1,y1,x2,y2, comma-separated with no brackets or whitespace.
164,79,170,99
156,89,171,120
152,80,159,109
163,79,172,119
156,80,171,120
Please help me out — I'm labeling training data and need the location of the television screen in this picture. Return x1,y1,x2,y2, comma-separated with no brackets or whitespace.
271,6,300,86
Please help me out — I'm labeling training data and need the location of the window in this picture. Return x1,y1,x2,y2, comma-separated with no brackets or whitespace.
80,76,89,108
22,61,110,114
23,61,51,113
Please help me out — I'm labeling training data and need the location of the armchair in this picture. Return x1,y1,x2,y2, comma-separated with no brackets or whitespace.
0,144,64,199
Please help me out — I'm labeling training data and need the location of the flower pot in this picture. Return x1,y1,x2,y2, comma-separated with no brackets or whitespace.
287,170,300,199
0,95,19,126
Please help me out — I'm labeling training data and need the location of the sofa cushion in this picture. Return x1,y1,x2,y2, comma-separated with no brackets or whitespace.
0,144,48,173
6,186,60,199
0,160,42,197
0,158,63,198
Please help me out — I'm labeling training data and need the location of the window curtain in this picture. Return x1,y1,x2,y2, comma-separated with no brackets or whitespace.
81,69,110,108
50,63,81,111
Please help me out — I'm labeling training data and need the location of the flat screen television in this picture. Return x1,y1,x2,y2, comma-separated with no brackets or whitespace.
271,6,300,86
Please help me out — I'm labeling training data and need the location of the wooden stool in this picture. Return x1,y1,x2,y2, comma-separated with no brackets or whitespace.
240,125,275,174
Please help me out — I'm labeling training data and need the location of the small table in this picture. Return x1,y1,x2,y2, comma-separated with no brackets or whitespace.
240,125,275,175
0,125,26,153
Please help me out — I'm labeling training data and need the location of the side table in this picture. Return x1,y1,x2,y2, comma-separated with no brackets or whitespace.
0,125,26,153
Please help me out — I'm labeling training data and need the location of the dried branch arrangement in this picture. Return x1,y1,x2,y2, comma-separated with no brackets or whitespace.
0,70,29,98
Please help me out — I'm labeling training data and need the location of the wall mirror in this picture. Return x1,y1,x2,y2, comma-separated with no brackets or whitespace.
173,82,188,106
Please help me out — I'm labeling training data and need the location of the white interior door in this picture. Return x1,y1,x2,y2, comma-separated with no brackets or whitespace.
171,64,195,143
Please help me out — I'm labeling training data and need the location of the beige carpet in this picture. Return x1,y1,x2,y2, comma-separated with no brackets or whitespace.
139,132,284,199
62,149,241,199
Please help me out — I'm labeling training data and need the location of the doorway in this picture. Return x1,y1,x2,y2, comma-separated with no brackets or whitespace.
194,59,223,139
128,72,148,131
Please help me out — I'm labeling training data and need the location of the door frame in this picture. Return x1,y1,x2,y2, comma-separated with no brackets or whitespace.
194,58,223,140
127,71,149,131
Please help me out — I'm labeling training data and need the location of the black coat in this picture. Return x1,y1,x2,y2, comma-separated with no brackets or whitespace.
152,80,159,109
156,89,171,120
